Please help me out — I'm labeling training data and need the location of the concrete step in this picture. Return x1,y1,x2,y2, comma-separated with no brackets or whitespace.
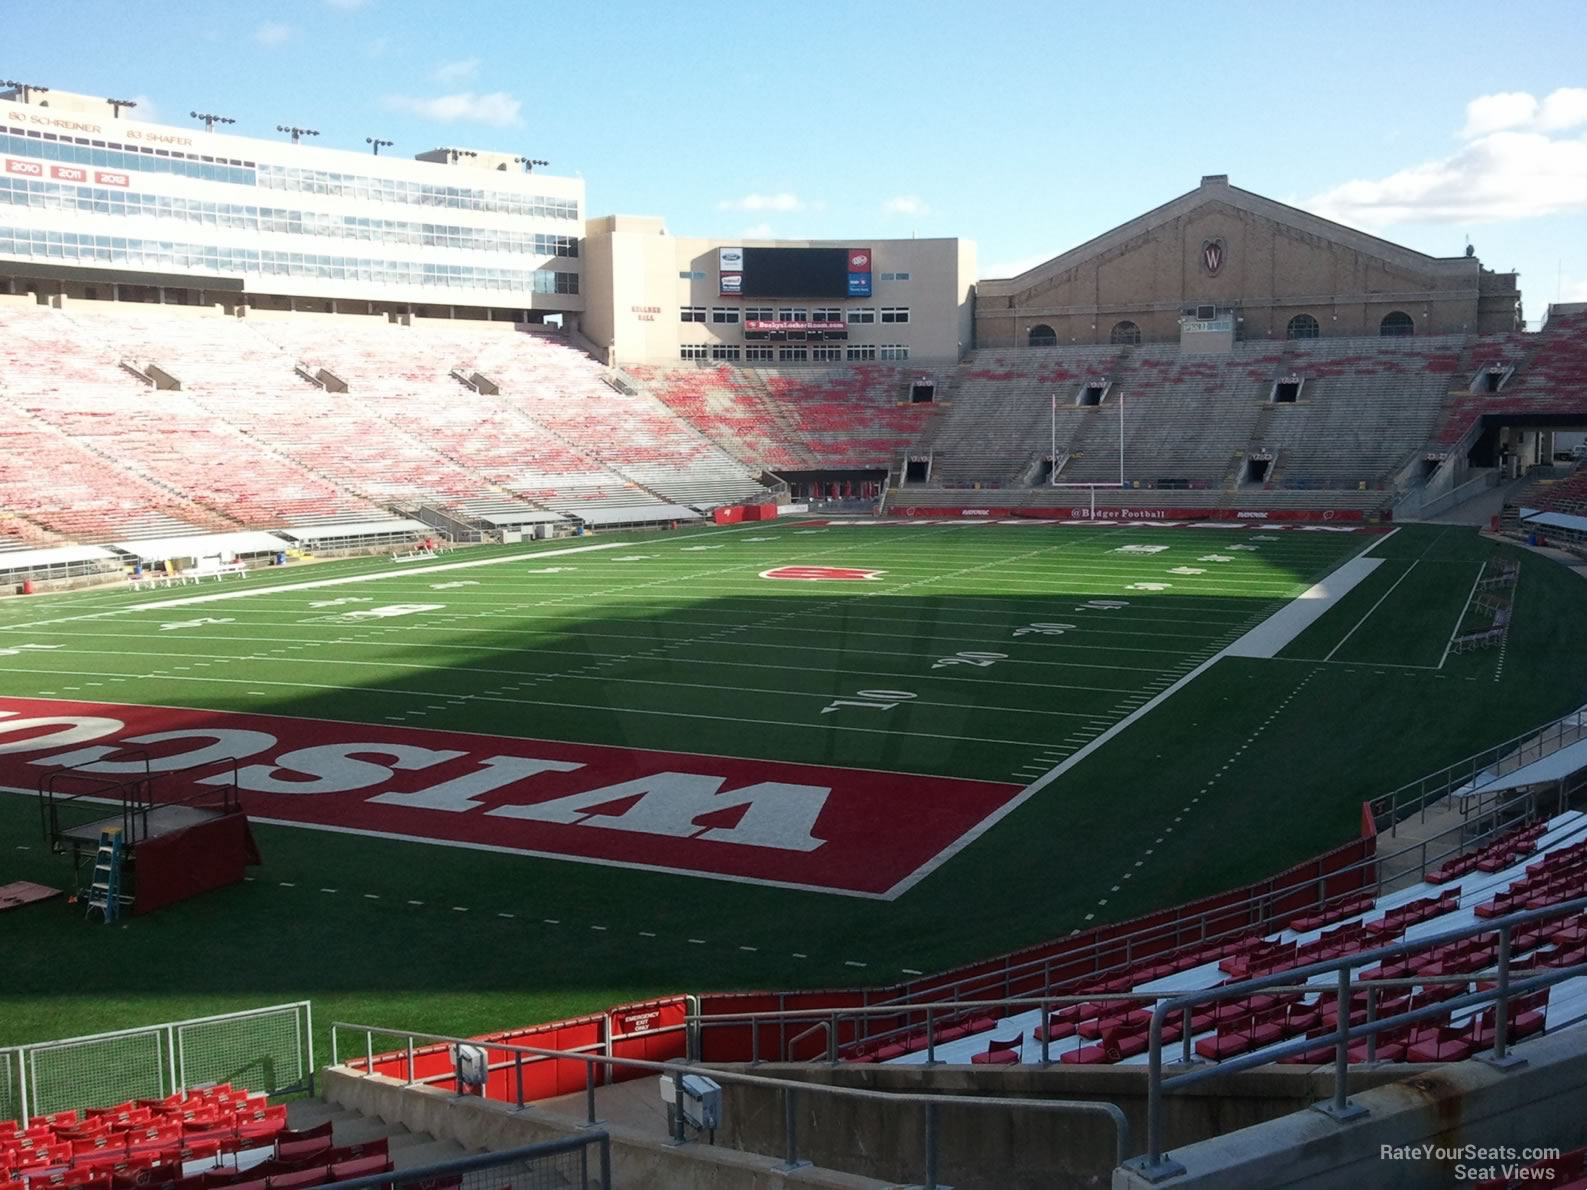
385,1130,440,1151
389,1139,469,1171
329,1115,410,1145
282,1099,343,1130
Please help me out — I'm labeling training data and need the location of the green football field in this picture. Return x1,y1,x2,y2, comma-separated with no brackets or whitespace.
1,517,1584,1061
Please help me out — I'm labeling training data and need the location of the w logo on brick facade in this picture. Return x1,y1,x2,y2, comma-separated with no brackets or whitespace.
1202,238,1225,275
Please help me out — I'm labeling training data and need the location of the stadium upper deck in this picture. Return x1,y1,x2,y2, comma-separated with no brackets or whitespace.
0,88,583,320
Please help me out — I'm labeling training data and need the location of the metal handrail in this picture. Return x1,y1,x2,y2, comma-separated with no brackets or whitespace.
1371,707,1587,834
329,1019,1131,1183
40,751,151,846
1127,892,1587,1181
700,812,1578,1065
39,755,244,850
316,1134,610,1190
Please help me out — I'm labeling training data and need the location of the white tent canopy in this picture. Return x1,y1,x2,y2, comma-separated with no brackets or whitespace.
113,531,293,562
577,505,702,526
0,545,119,571
474,510,566,526
1519,507,1587,533
277,518,428,542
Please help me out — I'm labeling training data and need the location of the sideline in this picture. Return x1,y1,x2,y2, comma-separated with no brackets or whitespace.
885,526,1401,898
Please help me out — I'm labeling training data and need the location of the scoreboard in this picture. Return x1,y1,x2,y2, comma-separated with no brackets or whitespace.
720,247,872,299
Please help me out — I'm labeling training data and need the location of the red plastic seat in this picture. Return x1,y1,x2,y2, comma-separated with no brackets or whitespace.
1405,1025,1477,1063
969,1032,1023,1065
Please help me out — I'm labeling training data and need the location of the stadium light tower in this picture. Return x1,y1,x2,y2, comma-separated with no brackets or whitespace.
2,80,49,103
106,97,138,118
366,136,394,156
277,125,320,145
445,148,478,163
513,156,549,173
191,111,236,131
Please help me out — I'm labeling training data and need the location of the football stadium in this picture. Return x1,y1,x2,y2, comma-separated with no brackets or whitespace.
3,63,1587,1190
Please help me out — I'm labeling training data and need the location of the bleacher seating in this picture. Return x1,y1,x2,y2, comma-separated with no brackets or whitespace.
634,363,940,473
0,1084,336,1190
7,300,1587,547
853,814,1587,1071
1533,464,1587,519
914,335,1464,497
0,306,771,543
1435,310,1587,448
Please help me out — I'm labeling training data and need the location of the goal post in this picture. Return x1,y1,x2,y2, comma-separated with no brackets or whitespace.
1047,390,1128,503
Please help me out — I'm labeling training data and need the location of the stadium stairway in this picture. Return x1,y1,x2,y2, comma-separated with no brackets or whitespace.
282,1100,474,1173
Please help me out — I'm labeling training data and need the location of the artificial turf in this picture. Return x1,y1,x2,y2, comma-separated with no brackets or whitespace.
1,519,1583,1066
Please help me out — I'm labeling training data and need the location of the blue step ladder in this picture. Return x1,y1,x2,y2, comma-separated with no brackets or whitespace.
85,828,124,924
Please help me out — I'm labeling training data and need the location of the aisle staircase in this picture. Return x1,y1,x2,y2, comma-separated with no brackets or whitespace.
283,1100,475,1172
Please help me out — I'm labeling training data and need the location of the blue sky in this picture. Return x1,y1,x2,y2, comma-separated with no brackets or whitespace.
10,0,1587,324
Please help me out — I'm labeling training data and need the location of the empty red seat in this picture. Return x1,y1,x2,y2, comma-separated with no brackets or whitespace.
969,1032,1023,1065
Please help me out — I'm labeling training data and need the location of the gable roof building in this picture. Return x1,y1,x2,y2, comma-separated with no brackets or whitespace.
976,175,1520,348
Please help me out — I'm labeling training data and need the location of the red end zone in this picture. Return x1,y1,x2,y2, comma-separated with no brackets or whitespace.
0,698,1020,899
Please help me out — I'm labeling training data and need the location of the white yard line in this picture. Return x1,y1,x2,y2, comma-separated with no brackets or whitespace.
1323,560,1419,663
1438,562,1489,671
0,665,1066,747
882,527,1401,900
1222,555,1387,659
0,521,802,633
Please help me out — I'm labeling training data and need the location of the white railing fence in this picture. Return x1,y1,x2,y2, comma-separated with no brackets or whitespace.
4,1001,312,1123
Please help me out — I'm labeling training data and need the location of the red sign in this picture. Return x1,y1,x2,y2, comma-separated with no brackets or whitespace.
94,170,130,187
49,165,87,183
760,566,885,581
4,158,43,177
0,698,1019,898
743,320,846,332
849,249,872,272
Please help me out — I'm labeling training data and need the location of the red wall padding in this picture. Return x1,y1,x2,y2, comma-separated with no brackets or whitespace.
135,811,259,915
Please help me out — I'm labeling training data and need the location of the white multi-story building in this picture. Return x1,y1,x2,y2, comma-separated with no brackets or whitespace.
0,88,583,321
581,216,975,367
0,87,976,359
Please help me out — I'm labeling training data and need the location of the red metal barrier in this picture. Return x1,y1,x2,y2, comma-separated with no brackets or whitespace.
361,835,1375,1083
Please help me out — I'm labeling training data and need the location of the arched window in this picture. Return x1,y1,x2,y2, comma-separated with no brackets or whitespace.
1286,313,1320,340
1110,320,1141,345
1379,311,1415,337
1027,324,1057,348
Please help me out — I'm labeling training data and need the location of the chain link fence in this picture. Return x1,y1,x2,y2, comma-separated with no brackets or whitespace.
9,1002,311,1123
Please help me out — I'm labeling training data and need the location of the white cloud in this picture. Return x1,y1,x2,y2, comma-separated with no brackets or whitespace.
979,251,1052,279
433,58,480,84
1461,91,1539,138
253,22,293,47
881,195,929,217
739,223,775,239
1305,89,1587,227
717,192,806,213
128,94,158,122
382,91,523,128
1461,87,1587,137
1539,88,1587,132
